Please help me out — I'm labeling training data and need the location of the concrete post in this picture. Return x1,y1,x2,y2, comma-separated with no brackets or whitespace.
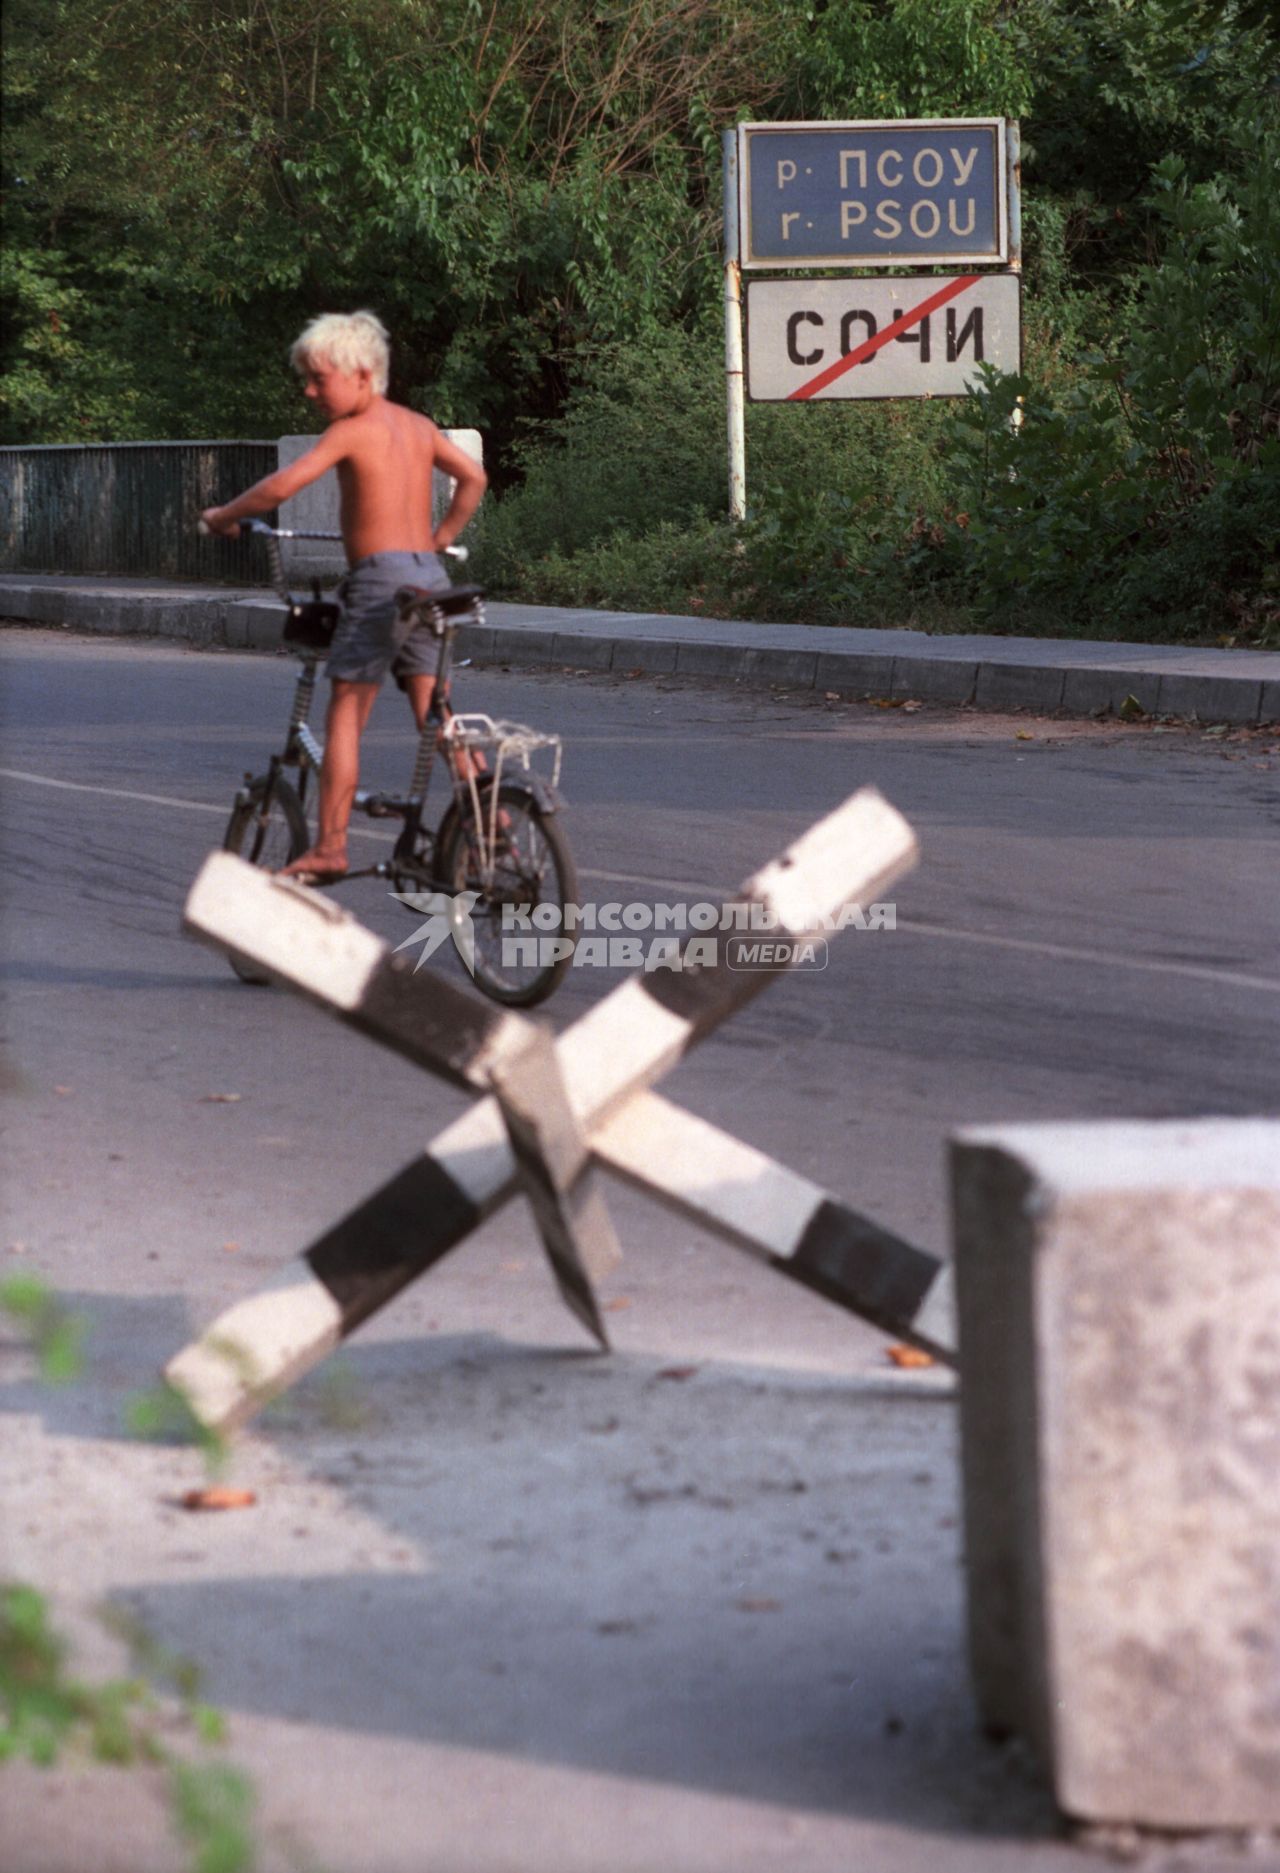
275,430,484,584
951,1118,1280,1829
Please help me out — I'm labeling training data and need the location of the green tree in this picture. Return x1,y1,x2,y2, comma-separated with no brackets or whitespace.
1,0,782,455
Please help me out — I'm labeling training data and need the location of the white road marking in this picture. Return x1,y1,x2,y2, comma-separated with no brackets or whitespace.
4,765,1277,994
0,767,226,815
898,917,1280,996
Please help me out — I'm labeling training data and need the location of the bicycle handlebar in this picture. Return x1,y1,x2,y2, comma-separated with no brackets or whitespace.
197,516,467,561
197,517,339,541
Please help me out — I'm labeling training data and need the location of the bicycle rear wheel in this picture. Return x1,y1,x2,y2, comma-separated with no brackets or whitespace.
437,783,577,1006
222,773,309,984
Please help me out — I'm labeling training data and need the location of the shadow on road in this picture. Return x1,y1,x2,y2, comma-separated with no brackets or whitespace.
102,1332,1055,1844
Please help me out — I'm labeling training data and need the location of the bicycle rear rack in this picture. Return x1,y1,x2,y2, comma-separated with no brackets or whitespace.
443,714,564,880
445,714,563,791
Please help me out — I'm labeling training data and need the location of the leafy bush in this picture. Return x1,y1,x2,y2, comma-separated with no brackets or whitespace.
916,122,1280,638
1,1276,255,1871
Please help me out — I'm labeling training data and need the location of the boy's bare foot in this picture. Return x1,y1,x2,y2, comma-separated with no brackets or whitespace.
278,846,348,886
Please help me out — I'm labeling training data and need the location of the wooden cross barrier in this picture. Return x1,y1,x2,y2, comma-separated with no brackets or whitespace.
167,790,956,1432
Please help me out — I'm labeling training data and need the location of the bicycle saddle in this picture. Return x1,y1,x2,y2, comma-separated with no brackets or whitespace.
395,582,485,619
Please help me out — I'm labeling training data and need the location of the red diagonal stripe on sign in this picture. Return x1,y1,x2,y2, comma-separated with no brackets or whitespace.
787,274,982,402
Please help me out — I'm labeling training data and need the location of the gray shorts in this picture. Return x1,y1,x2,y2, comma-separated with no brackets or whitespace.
326,550,449,687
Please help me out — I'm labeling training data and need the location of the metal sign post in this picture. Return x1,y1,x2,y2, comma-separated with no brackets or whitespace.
722,128,747,522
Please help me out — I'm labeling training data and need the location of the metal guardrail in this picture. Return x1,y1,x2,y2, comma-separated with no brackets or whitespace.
0,441,277,580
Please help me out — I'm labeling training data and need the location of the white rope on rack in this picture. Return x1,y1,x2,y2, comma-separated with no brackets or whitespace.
444,715,564,792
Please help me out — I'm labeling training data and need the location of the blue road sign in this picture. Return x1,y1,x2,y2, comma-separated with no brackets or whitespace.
739,119,1008,269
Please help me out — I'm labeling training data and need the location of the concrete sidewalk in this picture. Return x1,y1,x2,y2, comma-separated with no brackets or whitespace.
2,570,1277,724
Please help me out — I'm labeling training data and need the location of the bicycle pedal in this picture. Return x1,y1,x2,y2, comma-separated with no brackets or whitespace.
362,793,405,819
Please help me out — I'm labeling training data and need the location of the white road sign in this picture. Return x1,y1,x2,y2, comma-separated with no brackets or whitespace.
746,272,1021,402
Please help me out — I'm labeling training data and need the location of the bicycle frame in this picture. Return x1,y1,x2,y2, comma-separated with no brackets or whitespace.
217,518,578,1004
236,548,563,893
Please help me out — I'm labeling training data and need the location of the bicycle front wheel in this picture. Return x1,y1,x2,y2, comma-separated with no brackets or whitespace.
437,783,578,1006
222,773,309,984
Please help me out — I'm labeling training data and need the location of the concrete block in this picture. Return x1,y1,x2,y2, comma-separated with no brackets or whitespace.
222,604,250,650
891,654,977,704
952,1118,1280,1829
226,600,285,652
552,633,614,672
173,601,222,646
453,622,496,664
1060,667,1162,718
974,661,1065,713
675,642,818,687
814,651,895,697
736,646,818,688
1261,679,1280,725
672,640,741,679
1155,672,1263,725
487,627,557,666
131,599,179,637
607,637,679,675
275,436,344,584
73,593,126,633
34,589,76,625
276,429,483,585
2,584,55,624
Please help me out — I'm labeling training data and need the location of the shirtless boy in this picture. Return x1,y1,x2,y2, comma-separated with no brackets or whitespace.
200,309,487,883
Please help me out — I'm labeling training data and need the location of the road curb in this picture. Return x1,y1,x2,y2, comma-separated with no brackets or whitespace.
2,577,1276,724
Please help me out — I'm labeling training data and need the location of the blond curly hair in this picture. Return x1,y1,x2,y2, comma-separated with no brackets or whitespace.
289,310,390,394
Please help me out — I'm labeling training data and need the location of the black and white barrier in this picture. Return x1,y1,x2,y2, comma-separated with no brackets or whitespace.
180,870,619,1350
168,790,954,1432
488,1024,621,1350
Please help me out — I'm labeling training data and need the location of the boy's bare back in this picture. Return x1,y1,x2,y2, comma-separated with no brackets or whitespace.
330,400,444,563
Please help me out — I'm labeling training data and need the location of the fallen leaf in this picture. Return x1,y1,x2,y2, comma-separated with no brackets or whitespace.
1118,694,1146,721
222,1241,240,1254
900,699,923,713
887,1344,935,1369
1015,731,1034,741
54,1086,73,1097
7,1242,28,1256
200,1093,242,1104
179,1487,257,1512
603,1296,632,1312
823,690,841,702
736,1596,781,1613
656,1365,699,1382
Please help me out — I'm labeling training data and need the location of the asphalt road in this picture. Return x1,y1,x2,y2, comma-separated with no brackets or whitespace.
2,626,1278,1873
